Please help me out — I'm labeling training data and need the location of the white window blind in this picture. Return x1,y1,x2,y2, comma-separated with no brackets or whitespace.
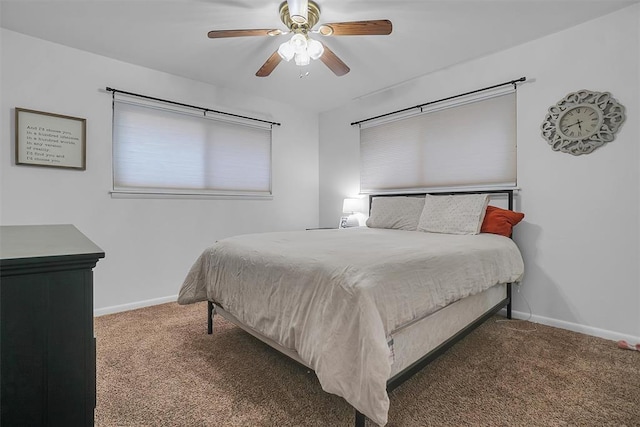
360,89,516,193
112,99,272,197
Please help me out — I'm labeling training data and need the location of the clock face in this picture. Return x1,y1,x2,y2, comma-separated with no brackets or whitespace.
557,105,602,140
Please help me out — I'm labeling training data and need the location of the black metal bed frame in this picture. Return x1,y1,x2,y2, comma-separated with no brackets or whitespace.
207,189,515,427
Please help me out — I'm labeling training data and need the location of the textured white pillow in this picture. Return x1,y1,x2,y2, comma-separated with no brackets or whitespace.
417,194,489,235
366,197,425,231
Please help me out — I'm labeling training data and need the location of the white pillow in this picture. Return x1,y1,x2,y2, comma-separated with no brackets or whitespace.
417,194,489,235
366,197,425,231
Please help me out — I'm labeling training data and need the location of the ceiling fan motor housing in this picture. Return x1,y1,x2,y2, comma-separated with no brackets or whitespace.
279,0,321,32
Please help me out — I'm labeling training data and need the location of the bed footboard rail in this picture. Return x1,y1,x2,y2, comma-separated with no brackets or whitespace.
507,282,512,319
208,300,215,334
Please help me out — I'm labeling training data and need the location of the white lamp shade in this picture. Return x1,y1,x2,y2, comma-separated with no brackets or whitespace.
342,198,361,213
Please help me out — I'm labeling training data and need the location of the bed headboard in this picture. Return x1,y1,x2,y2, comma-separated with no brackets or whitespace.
368,189,514,214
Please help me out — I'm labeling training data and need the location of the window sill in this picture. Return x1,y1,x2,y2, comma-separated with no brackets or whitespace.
109,190,273,200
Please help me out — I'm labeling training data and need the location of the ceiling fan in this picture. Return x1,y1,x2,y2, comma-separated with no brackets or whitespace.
207,0,392,77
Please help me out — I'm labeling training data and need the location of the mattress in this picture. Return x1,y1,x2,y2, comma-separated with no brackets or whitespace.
178,227,524,425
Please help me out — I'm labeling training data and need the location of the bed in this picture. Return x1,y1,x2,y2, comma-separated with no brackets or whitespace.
178,190,525,426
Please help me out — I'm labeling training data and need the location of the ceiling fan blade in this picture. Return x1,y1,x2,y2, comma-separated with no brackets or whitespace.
318,20,392,36
208,29,283,38
287,0,308,24
256,51,283,77
320,45,350,76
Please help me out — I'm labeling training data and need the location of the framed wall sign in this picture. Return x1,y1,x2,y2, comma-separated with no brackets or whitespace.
15,108,86,170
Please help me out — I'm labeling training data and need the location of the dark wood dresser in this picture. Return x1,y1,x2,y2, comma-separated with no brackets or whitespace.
0,224,104,426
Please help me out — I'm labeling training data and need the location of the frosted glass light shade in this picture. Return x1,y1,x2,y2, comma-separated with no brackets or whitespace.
278,42,295,61
290,34,307,53
307,39,324,60
295,51,310,66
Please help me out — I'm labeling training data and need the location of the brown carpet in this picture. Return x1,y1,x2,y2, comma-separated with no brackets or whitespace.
95,302,640,426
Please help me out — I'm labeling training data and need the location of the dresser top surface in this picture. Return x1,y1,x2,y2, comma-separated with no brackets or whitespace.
0,224,104,260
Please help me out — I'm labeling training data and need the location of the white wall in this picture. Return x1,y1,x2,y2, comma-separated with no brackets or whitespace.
3,5,639,341
0,29,320,314
319,5,640,341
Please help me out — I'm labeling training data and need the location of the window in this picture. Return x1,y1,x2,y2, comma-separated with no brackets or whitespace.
359,88,516,193
112,98,272,198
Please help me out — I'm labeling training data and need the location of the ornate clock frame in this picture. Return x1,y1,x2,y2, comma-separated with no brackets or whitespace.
541,90,625,155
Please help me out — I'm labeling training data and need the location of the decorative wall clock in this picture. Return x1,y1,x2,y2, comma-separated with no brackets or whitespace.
540,90,625,155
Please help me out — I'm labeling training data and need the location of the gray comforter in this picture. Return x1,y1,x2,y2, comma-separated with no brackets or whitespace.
178,227,524,425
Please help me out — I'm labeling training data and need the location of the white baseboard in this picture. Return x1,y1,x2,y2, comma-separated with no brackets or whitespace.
95,297,639,344
499,308,640,343
94,295,178,317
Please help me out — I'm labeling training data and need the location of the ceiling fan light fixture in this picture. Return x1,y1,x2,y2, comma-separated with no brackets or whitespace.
279,34,322,65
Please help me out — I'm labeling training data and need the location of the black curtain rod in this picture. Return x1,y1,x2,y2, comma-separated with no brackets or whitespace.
350,76,526,126
105,87,281,127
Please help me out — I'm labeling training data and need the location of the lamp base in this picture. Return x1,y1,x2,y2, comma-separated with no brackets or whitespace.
339,214,361,228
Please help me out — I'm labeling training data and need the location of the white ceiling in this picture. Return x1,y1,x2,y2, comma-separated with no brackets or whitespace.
1,0,638,112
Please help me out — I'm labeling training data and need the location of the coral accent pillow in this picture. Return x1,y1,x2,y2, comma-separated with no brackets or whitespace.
481,206,525,237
